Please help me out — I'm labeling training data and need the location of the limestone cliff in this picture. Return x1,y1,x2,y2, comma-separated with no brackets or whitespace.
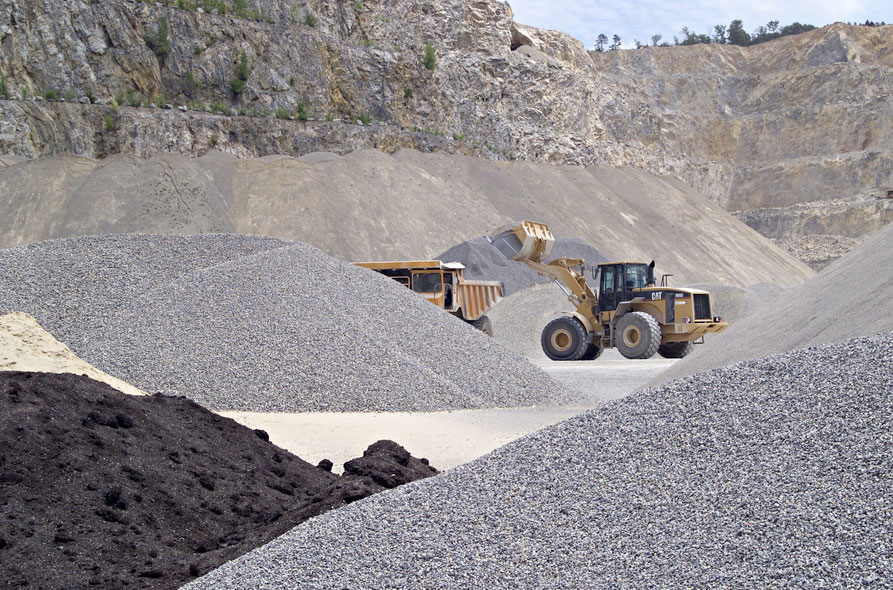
0,0,890,264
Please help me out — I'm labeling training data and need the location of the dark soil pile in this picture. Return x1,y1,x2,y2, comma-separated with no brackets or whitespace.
0,371,437,589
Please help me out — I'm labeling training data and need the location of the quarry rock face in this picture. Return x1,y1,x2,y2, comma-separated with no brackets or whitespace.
0,0,890,259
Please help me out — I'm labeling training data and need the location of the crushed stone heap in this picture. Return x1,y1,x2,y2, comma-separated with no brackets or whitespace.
187,332,893,589
0,234,565,412
0,371,437,590
437,236,606,296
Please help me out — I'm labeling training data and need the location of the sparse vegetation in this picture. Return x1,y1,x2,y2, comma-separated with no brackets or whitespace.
231,50,251,95
0,72,9,99
296,101,309,121
63,89,77,102
209,133,218,147
144,17,171,65
276,107,292,119
452,132,465,141
354,1,363,11
422,43,436,70
404,86,413,99
104,115,117,131
357,112,371,125
303,12,317,27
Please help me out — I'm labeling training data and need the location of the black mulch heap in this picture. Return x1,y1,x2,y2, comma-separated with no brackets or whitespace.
0,371,438,589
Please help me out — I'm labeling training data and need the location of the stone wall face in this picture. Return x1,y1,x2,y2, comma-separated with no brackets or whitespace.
0,0,891,260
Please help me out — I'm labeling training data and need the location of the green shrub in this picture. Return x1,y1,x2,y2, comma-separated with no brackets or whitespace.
452,132,465,141
422,43,436,70
276,107,292,119
63,89,77,102
44,89,57,101
237,51,250,82
230,78,245,95
303,12,316,27
0,73,8,99
211,101,227,113
296,101,309,120
354,1,363,11
357,112,371,125
404,86,413,99
233,0,248,18
144,17,171,64
209,133,218,147
104,115,117,131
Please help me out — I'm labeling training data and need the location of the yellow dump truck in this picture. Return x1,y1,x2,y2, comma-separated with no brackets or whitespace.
355,260,504,335
488,220,728,360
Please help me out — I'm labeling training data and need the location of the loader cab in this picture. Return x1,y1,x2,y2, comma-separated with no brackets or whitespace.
595,262,653,312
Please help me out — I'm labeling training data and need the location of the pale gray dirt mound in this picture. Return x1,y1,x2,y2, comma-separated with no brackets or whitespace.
437,236,606,296
0,150,814,288
187,332,893,589
652,220,893,386
488,284,575,360
0,234,565,412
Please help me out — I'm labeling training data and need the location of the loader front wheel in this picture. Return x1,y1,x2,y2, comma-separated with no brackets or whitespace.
470,315,493,336
541,316,588,361
657,341,693,359
615,312,660,359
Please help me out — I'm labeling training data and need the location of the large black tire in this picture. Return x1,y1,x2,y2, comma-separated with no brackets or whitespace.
541,316,588,361
615,311,661,359
470,315,493,336
657,341,693,359
579,342,604,361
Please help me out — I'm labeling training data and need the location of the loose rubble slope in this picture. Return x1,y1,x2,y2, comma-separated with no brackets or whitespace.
187,332,893,589
0,234,564,412
652,219,893,386
0,371,437,590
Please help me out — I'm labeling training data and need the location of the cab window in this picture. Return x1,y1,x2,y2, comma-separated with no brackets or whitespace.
412,272,443,293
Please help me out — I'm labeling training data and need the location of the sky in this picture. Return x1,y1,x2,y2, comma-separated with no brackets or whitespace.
504,0,892,48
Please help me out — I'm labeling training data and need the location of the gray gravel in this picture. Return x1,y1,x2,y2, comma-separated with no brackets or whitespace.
0,234,566,412
186,332,893,589
438,236,606,296
653,219,893,387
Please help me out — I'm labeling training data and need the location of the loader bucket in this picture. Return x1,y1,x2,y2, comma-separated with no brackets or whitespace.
487,220,555,263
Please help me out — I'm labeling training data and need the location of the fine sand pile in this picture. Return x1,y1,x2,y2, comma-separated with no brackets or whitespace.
0,311,145,395
0,371,438,590
652,219,893,386
187,332,893,589
437,236,606,296
0,234,565,412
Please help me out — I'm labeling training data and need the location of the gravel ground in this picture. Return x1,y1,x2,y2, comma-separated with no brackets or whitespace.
187,332,893,589
0,234,565,412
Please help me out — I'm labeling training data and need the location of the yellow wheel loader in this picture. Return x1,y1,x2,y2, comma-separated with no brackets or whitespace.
488,220,728,360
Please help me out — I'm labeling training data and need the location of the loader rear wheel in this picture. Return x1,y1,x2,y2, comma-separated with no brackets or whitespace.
579,342,603,361
615,312,660,360
541,316,588,361
657,341,693,359
470,315,493,336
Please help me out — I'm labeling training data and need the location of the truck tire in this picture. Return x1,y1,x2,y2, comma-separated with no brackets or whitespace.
615,312,660,359
541,316,588,361
657,341,693,359
470,315,493,336
579,342,603,361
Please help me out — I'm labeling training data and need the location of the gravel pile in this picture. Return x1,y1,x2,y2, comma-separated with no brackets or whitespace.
653,220,893,386
187,332,893,589
437,236,606,296
0,234,565,412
